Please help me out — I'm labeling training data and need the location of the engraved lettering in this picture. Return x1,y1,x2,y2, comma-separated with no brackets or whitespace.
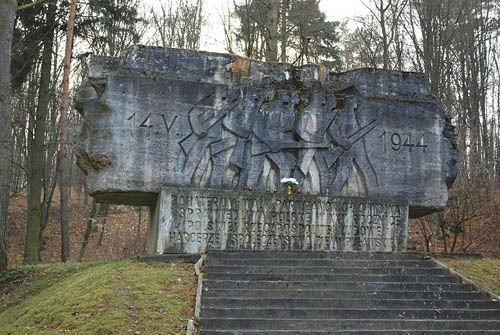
160,190,407,252
161,114,177,133
140,113,153,128
380,131,428,153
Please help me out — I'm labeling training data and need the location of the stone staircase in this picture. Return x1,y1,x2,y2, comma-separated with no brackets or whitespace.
198,250,500,334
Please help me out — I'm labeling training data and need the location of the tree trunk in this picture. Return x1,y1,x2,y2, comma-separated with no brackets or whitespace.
96,204,108,246
83,180,88,208
438,212,448,253
280,0,288,63
379,0,389,69
418,219,430,252
25,0,57,264
59,0,78,262
59,153,70,262
134,206,142,253
79,197,96,261
39,155,58,253
264,0,279,62
0,0,17,272
40,33,61,252
497,78,500,187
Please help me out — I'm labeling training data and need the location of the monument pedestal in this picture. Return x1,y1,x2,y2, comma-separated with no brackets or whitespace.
147,187,408,254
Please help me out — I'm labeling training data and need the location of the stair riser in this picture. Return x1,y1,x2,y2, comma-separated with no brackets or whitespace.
201,308,500,320
205,259,437,268
203,281,472,291
203,298,500,310
200,319,500,331
204,273,458,283
199,331,500,335
207,251,424,260
203,289,484,300
204,265,447,275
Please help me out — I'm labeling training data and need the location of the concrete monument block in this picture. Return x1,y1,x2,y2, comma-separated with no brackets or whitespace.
75,46,458,218
152,187,408,253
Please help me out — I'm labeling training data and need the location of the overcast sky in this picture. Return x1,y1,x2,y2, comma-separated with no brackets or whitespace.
196,0,369,53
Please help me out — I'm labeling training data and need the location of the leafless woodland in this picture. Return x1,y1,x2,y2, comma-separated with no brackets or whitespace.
0,0,499,269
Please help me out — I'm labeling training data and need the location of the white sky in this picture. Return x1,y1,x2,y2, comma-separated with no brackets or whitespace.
145,0,369,53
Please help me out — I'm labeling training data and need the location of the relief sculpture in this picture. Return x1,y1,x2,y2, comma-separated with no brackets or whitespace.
178,85,379,195
211,88,272,188
295,91,336,192
326,93,379,195
179,89,238,186
248,90,299,189
77,48,458,217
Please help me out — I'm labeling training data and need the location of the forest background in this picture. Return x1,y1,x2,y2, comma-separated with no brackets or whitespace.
0,0,499,271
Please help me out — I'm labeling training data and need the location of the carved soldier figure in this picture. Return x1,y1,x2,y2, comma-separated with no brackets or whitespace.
210,87,272,188
326,92,379,195
248,90,299,189
295,91,336,192
180,89,239,186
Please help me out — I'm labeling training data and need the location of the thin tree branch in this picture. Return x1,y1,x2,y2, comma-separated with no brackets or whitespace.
17,0,47,11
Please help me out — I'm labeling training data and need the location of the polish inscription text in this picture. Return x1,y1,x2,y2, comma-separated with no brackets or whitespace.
158,188,408,253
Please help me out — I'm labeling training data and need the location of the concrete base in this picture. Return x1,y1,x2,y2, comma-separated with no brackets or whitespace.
137,253,201,263
150,187,409,254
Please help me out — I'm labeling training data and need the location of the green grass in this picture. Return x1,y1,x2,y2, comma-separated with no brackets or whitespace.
439,258,500,296
0,260,196,335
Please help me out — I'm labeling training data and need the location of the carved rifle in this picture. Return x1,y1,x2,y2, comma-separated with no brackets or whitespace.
251,140,331,156
325,119,378,168
179,92,239,154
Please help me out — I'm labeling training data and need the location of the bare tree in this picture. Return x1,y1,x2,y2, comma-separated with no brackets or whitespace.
79,0,145,57
343,0,409,69
79,197,96,261
96,203,108,246
341,16,383,68
226,0,340,67
58,0,77,262
263,0,279,61
367,0,408,69
0,0,17,272
149,0,204,50
24,0,57,264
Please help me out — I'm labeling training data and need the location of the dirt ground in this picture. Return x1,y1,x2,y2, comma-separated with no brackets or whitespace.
407,190,500,258
7,190,148,265
6,188,500,264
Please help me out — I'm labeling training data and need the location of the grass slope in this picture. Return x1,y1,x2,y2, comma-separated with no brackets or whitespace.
0,260,196,335
440,258,500,296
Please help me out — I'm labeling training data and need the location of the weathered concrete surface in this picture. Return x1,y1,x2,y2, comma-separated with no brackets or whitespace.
75,46,458,217
152,187,408,253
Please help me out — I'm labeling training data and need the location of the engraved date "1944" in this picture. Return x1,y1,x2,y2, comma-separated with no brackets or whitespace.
378,131,428,152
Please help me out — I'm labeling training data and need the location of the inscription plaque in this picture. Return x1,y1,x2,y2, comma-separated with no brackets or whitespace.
154,187,408,253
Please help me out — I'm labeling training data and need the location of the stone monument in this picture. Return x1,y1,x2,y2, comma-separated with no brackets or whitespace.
75,46,458,254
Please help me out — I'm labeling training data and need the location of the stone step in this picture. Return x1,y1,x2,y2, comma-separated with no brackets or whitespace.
205,258,437,268
199,331,500,335
204,273,458,283
199,319,500,331
202,289,485,300
203,265,447,275
199,251,499,334
201,307,500,320
207,250,425,260
203,297,500,310
203,280,473,292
